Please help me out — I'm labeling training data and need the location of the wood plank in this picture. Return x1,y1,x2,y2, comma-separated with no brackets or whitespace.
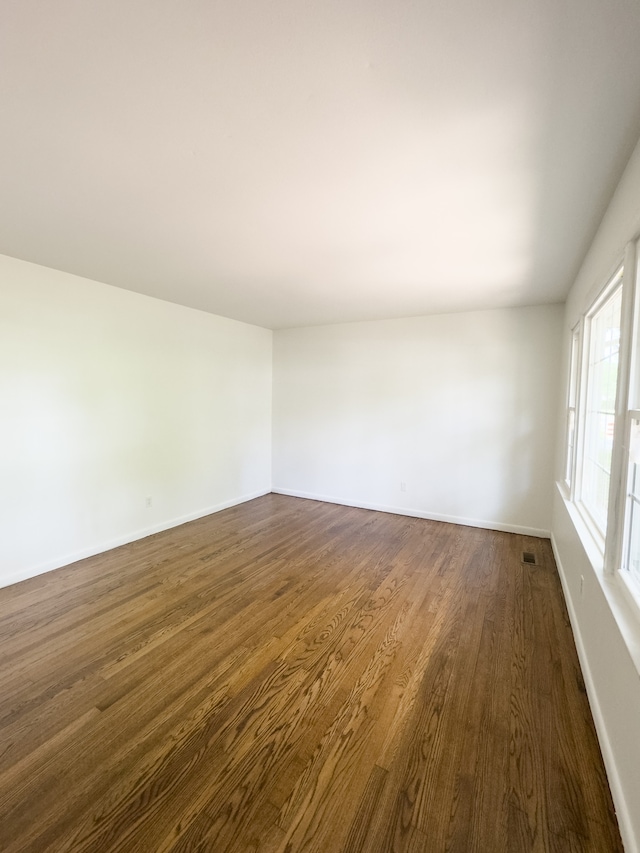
0,494,624,852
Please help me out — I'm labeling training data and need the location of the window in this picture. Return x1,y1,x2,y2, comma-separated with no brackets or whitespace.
563,244,640,615
578,272,623,538
564,325,581,491
619,242,640,606
624,432,640,589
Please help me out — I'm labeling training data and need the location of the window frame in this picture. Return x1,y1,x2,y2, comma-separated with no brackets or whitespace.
559,238,640,673
574,266,624,551
564,322,582,497
615,239,640,598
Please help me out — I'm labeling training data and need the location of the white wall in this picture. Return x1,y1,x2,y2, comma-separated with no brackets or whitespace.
0,254,272,588
273,305,562,536
551,135,640,853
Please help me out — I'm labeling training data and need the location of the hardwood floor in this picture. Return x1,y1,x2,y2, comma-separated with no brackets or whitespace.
0,494,623,852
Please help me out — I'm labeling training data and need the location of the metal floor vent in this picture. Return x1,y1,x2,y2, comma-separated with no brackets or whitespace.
522,551,537,565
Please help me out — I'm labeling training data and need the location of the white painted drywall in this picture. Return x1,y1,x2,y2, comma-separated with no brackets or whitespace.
552,135,640,853
272,305,562,536
0,254,272,588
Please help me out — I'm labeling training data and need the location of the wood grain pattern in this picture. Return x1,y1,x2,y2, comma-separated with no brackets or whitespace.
0,494,623,852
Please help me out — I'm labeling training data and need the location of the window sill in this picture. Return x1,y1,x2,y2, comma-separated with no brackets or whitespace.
607,571,640,678
557,481,640,679
616,570,640,656
562,487,604,571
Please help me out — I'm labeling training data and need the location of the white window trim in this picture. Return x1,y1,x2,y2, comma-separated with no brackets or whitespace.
615,240,640,595
558,479,640,678
604,246,636,574
563,322,582,498
558,239,640,680
617,566,640,630
617,408,640,589
574,266,624,554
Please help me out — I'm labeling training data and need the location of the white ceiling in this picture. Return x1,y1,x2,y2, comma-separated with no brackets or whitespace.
2,1,640,329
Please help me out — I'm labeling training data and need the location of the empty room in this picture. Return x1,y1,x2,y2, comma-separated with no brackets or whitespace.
2,1,640,851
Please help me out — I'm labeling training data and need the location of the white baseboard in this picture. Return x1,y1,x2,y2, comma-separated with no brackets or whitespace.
550,533,636,853
272,488,550,539
0,489,270,590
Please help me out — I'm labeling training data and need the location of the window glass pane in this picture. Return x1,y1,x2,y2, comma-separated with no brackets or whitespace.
568,334,578,404
565,329,580,488
581,285,622,534
627,494,640,587
625,454,640,592
565,408,575,484
631,460,640,499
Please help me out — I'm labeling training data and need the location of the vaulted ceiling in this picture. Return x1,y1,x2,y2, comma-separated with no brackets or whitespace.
2,0,640,328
